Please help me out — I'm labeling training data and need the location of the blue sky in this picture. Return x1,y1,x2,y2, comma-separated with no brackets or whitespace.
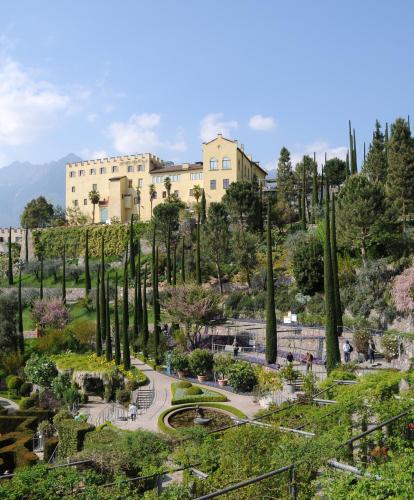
0,0,413,171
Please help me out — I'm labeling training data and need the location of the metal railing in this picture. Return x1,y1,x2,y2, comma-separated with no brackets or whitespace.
91,403,129,427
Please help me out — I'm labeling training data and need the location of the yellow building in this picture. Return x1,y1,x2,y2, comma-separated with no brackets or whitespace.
65,134,267,223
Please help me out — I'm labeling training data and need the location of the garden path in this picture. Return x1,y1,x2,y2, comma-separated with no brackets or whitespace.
0,396,18,413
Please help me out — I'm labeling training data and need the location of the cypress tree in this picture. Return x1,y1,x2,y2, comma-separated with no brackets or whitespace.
301,159,306,230
196,214,201,285
8,227,13,285
105,275,112,361
265,201,277,364
122,246,130,370
132,264,139,347
385,122,389,164
324,183,341,372
137,242,143,330
352,128,357,174
330,194,343,336
200,189,207,223
40,255,44,300
114,272,121,365
129,214,136,278
25,228,29,263
100,236,106,341
62,244,66,304
166,220,171,284
95,266,102,356
18,268,24,353
320,166,324,207
181,237,186,283
142,263,149,356
172,242,177,286
85,229,91,294
311,153,318,223
153,245,160,364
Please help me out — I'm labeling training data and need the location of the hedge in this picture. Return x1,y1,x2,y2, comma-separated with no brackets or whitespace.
32,222,149,259
55,418,95,459
157,403,247,435
43,436,59,463
171,382,228,405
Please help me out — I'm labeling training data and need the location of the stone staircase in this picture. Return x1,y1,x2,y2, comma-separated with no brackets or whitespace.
135,386,155,410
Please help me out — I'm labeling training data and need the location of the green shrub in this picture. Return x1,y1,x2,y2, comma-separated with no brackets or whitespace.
189,349,214,376
170,349,190,372
171,382,227,405
19,382,33,397
55,418,94,459
115,389,131,406
19,394,39,410
213,354,235,379
24,354,58,388
279,364,300,385
227,361,258,392
185,386,203,396
125,379,139,392
7,375,23,393
43,436,59,462
175,381,192,389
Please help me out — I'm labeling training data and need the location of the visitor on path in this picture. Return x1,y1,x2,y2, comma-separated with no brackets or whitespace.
286,352,294,364
343,340,353,363
304,352,313,372
129,402,138,421
233,339,239,358
368,339,376,364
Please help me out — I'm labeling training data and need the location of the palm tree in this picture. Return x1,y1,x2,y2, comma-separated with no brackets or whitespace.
149,184,156,216
89,190,100,223
164,176,172,201
135,185,141,220
192,184,202,208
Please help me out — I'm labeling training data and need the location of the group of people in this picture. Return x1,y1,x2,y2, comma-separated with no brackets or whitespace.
286,351,314,372
343,339,376,364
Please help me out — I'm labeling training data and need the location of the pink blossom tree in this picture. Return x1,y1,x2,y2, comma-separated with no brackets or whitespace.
31,298,70,330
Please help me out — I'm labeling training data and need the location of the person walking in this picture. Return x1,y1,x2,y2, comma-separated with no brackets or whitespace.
129,402,138,421
232,339,239,358
304,352,313,372
286,352,294,364
343,340,353,363
368,339,376,364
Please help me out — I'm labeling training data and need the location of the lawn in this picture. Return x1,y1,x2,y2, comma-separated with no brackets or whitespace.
171,381,227,405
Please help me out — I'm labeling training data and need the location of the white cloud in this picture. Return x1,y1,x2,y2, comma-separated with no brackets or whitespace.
0,57,70,146
248,114,276,131
81,148,108,160
199,113,238,142
107,113,187,154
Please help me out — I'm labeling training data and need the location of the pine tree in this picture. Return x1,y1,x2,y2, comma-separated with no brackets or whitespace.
129,214,136,279
311,153,318,223
153,246,160,364
122,247,131,370
8,227,13,286
200,189,207,223
114,272,121,365
100,236,107,341
330,194,343,336
18,268,24,353
363,120,387,184
324,183,341,372
181,237,186,283
85,229,91,294
62,244,66,304
105,275,112,361
142,263,149,356
95,266,102,356
276,147,295,203
265,201,277,364
40,255,44,300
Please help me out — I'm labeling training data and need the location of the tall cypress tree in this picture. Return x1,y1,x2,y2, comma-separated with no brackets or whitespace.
324,183,340,372
142,263,149,356
200,189,207,223
95,266,102,356
133,265,139,347
153,246,160,364
100,236,107,341
301,159,307,230
319,166,324,207
105,275,112,361
122,255,131,370
129,214,136,279
137,242,143,330
330,194,343,336
8,227,13,285
18,268,24,353
85,229,91,294
196,214,201,285
172,242,177,286
352,128,357,174
181,237,186,283
166,220,172,285
311,153,318,223
114,272,121,365
62,244,66,304
25,228,29,263
265,202,277,364
40,255,44,300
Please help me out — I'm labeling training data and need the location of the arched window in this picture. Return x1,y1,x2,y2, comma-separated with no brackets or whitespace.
210,157,218,170
222,157,231,169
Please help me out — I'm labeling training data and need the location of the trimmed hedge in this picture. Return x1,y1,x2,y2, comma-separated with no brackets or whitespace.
43,437,59,463
55,418,94,459
171,382,227,405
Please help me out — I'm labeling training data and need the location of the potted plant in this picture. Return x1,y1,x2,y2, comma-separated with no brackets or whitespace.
280,364,300,394
189,349,214,383
170,349,190,378
213,353,234,386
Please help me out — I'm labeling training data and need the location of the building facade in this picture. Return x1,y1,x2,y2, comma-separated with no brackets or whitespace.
66,134,266,223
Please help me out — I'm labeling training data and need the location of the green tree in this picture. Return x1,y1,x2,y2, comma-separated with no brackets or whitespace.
349,120,358,174
330,194,343,335
200,189,207,223
129,214,136,279
276,147,295,204
105,275,112,361
386,117,414,229
292,234,324,295
205,202,230,294
133,242,142,346
0,294,18,351
17,268,24,353
40,255,44,300
223,181,261,229
122,249,130,370
100,236,106,341
265,202,277,364
20,196,54,228
181,237,186,283
153,247,160,363
85,229,91,294
7,227,13,285
164,176,172,201
114,273,121,365
62,244,66,304
95,266,102,356
324,158,347,187
142,263,149,356
363,120,387,183
324,186,341,372
337,175,398,263
232,229,258,288
149,184,156,216
88,190,100,224
311,153,319,222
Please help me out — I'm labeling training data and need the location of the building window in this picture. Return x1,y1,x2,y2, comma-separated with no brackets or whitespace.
71,186,75,193
92,184,97,191
128,180,133,188
162,191,167,198
189,189,193,196
83,199,88,205
210,180,216,190
79,170,85,176
89,168,96,175
69,171,76,178
112,165,119,173
190,172,203,180
138,164,145,172
128,165,134,173
171,174,180,182
210,158,218,170
73,200,78,206
222,157,231,169
100,167,106,174
138,179,143,187
223,179,230,189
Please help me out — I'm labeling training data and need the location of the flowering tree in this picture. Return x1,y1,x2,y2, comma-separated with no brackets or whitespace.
392,267,414,315
31,298,70,329
25,354,58,387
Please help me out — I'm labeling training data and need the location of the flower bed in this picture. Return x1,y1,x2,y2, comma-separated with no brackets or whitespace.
171,382,227,405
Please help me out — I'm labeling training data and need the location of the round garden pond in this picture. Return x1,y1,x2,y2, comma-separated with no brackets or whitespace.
166,406,234,431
